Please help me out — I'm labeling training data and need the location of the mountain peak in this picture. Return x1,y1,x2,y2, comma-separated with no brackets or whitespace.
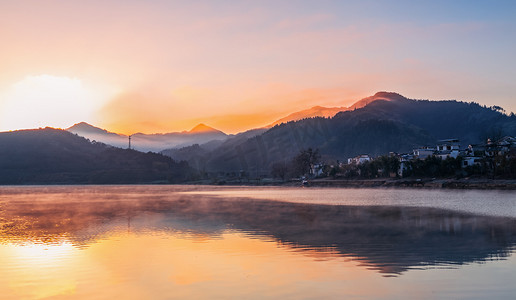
372,91,406,101
268,92,410,127
67,122,106,133
349,91,407,110
68,121,94,129
189,123,221,134
373,91,398,97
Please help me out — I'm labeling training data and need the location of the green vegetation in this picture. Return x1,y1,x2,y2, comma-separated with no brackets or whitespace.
356,155,401,179
270,148,321,180
402,157,462,178
338,155,516,180
292,148,320,177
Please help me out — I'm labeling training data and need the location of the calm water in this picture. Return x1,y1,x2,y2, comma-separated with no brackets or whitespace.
0,186,515,299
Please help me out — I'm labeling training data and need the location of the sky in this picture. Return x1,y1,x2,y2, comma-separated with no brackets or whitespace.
0,0,515,134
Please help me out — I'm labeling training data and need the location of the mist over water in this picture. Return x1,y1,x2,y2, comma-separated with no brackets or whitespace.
183,187,516,218
0,185,515,299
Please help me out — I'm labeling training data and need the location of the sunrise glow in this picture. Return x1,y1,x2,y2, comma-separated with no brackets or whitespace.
0,75,110,131
1,1,515,134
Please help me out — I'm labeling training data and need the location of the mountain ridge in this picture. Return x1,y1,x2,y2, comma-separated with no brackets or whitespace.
67,122,228,152
268,91,406,127
160,92,516,174
3,91,515,179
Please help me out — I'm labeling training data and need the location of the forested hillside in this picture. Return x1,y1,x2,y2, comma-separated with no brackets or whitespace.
162,93,516,174
0,128,192,184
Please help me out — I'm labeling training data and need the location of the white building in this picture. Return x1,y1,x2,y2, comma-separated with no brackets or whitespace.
437,139,460,151
347,154,371,165
412,147,435,159
397,155,412,177
462,156,482,168
310,163,325,177
436,139,460,159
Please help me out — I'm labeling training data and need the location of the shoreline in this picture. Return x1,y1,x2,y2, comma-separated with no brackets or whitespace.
303,178,516,190
190,178,516,190
1,178,516,190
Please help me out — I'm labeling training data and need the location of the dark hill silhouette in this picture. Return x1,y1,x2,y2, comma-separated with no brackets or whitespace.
335,97,516,145
0,128,192,184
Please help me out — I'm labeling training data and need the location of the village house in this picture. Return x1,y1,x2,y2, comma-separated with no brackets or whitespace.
397,154,412,177
398,139,461,175
310,163,325,177
462,156,482,167
412,147,435,159
436,139,460,151
493,136,516,157
347,154,371,165
341,136,516,178
436,139,460,159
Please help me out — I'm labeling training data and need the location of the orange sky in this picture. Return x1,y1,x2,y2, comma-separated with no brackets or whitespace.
1,1,515,134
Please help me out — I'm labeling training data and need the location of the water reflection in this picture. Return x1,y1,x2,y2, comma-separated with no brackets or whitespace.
1,186,515,276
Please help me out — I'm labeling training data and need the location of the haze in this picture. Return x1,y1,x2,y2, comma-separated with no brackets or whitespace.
1,0,515,134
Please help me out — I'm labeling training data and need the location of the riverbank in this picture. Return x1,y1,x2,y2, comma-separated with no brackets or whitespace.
192,178,516,190
303,178,516,190
2,178,515,190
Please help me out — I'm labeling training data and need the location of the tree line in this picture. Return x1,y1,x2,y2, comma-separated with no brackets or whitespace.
270,148,516,180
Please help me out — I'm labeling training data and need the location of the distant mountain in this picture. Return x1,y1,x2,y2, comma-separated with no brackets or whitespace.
69,92,404,153
160,92,516,174
68,122,116,135
68,122,128,148
67,122,228,152
161,127,267,171
0,128,192,184
188,123,223,134
268,91,402,126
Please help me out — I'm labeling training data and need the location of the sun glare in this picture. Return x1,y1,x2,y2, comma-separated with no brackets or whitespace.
0,75,109,131
8,242,76,265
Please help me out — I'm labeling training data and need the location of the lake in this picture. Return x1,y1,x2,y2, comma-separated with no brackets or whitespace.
0,185,515,299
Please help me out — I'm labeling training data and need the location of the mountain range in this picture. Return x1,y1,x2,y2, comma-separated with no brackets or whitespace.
67,122,228,152
3,91,516,182
66,91,405,153
162,92,516,174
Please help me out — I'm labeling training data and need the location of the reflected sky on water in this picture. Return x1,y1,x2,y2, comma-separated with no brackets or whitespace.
0,185,515,299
